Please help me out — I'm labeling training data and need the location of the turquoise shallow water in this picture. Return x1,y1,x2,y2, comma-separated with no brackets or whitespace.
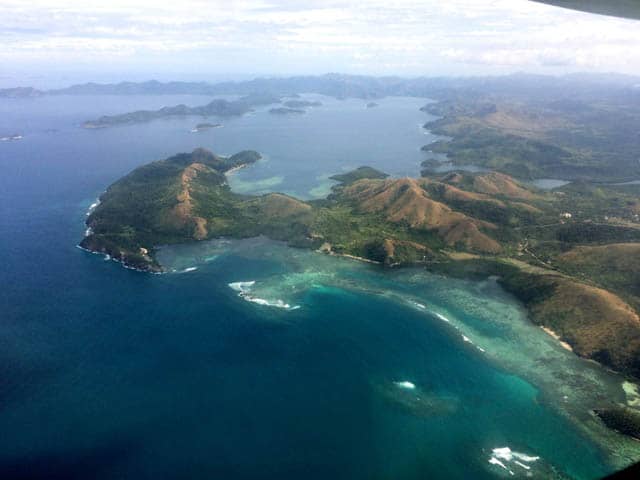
155,237,640,479
0,94,638,479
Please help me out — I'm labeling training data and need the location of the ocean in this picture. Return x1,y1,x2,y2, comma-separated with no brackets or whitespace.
0,94,637,479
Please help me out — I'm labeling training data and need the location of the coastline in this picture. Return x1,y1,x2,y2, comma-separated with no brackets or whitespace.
540,326,574,352
149,236,640,471
225,163,249,175
76,244,165,275
323,250,382,265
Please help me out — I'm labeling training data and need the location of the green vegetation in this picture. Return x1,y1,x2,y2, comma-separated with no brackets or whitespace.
80,148,264,270
555,244,640,311
329,166,388,184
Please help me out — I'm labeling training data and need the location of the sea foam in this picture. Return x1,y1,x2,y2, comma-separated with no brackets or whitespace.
488,446,540,475
86,199,101,217
393,381,416,390
229,281,256,292
228,280,299,310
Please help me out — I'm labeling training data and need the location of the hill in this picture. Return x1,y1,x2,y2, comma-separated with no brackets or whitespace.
80,148,311,270
340,177,501,253
329,166,388,184
82,151,541,271
556,243,640,310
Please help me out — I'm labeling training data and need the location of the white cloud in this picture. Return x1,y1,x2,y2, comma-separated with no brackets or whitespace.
1,0,640,77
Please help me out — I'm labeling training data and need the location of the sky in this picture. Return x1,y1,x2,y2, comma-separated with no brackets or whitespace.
2,0,640,87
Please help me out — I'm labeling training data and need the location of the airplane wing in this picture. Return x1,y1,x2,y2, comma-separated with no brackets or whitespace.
532,0,640,20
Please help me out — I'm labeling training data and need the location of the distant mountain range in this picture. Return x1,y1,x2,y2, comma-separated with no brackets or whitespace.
3,72,640,102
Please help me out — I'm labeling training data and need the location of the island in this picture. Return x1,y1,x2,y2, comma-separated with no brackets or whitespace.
329,166,388,183
82,93,281,129
0,87,42,98
191,122,221,132
81,147,640,399
268,107,305,115
283,100,322,108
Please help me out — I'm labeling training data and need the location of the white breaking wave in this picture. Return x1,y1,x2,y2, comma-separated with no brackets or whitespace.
228,280,299,310
488,457,510,473
244,297,295,309
1,134,23,141
229,281,256,293
489,447,540,476
179,267,198,273
460,334,486,353
86,199,101,217
393,381,416,390
407,301,488,354
84,199,100,236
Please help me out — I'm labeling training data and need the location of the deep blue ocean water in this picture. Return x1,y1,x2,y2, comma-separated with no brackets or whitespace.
0,94,636,479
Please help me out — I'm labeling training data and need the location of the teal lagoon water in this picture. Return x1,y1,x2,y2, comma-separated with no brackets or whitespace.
530,179,572,190
0,94,638,479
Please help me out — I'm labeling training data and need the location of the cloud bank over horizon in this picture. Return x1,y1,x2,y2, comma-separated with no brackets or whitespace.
2,0,640,86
